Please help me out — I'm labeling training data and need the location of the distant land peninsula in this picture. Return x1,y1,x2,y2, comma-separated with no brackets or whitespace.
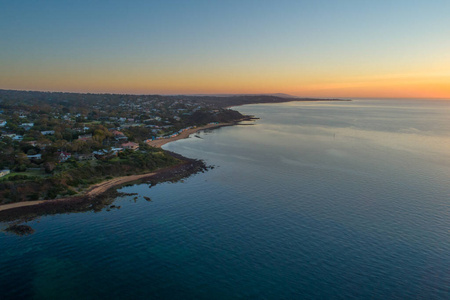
0,89,347,220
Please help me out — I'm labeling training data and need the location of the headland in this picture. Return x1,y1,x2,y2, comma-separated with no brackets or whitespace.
0,89,346,222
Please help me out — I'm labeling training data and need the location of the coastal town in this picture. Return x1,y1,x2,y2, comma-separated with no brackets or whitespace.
0,89,300,203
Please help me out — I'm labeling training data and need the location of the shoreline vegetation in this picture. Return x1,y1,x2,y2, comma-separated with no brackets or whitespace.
0,150,208,226
0,122,231,216
0,172,158,213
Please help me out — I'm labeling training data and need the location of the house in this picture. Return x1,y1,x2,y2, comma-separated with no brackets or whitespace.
20,123,34,130
0,169,10,178
112,130,128,141
117,135,128,140
111,147,123,155
78,134,92,141
93,149,108,156
74,153,95,161
58,151,71,162
41,130,55,135
0,120,6,127
93,149,115,158
111,130,122,136
121,142,139,151
2,133,16,139
73,126,90,133
12,135,24,141
27,154,42,160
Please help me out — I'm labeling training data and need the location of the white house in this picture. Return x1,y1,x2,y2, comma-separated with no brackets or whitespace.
0,169,10,178
41,130,55,135
27,154,42,160
58,152,71,162
12,135,23,141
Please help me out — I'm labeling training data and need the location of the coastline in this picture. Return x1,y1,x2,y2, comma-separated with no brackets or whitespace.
0,157,207,223
145,121,235,148
0,102,327,215
0,121,236,216
0,172,157,213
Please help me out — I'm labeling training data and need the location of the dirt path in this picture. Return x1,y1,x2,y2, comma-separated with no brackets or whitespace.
85,172,156,198
0,201,48,212
0,172,157,212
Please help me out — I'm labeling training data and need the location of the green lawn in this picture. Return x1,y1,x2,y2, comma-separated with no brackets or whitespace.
1,169,49,180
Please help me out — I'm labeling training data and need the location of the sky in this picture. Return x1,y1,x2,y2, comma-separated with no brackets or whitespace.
1,0,449,98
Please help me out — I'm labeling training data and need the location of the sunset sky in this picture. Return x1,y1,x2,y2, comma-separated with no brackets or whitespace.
1,0,449,98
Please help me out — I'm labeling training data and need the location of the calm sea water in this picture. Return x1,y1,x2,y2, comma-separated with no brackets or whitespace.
1,100,449,299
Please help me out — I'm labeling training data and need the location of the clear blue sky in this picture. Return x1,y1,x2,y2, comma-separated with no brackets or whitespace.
1,0,449,98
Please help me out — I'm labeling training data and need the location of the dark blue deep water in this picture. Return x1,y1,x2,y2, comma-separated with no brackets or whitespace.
1,100,449,299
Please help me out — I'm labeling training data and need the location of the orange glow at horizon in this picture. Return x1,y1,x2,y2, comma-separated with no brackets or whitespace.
1,65,449,99
289,74,450,99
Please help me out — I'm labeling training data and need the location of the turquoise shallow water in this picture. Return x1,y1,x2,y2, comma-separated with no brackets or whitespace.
1,99,449,299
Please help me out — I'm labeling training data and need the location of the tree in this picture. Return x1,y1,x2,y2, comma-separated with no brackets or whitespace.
43,162,56,174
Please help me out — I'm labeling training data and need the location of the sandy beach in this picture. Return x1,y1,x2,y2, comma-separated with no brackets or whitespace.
145,122,233,148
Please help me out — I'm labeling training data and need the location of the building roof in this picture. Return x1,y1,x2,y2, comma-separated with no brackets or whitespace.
121,142,139,147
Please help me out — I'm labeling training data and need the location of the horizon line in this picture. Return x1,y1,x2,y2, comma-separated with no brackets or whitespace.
1,88,449,101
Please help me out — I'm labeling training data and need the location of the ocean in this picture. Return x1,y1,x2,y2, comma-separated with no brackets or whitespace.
1,99,449,299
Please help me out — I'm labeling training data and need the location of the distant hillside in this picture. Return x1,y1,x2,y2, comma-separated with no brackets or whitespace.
186,93,298,98
175,94,347,108
0,89,347,109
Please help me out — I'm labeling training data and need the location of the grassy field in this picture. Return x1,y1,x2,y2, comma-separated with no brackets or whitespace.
0,169,49,181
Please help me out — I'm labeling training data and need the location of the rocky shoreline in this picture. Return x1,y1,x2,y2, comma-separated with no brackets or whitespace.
0,152,207,225
0,118,254,233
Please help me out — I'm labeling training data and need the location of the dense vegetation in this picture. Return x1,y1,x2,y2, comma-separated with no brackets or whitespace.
0,144,179,204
